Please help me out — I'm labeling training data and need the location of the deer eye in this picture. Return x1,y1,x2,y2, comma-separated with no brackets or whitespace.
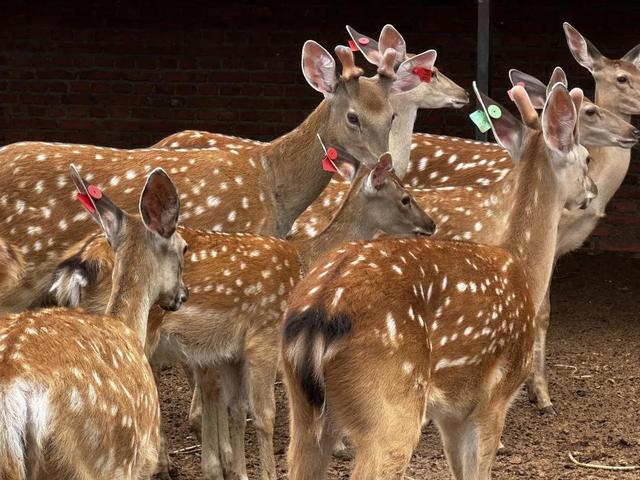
347,112,360,126
617,75,628,84
401,195,411,206
183,244,189,255
585,108,596,116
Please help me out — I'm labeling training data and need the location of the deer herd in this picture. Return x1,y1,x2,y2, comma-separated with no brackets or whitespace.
0,20,638,480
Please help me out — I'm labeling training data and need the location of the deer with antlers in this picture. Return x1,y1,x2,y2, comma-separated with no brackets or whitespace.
0,38,428,285
0,166,187,480
281,81,596,479
37,147,434,480
151,25,470,179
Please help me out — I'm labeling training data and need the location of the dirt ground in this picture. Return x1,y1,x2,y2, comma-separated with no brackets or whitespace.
156,251,640,479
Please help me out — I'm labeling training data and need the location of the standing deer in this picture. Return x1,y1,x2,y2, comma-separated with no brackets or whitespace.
152,25,470,182
0,39,425,275
281,82,596,479
39,149,435,480
0,166,188,479
523,23,640,412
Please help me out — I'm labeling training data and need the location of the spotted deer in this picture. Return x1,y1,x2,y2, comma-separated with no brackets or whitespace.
38,149,435,480
152,25,470,182
281,82,596,479
523,23,640,413
0,238,26,312
0,39,426,285
0,166,188,480
288,66,636,241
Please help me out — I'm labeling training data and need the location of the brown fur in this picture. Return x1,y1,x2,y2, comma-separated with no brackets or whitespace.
281,86,592,479
0,169,187,479
0,46,399,297
36,160,433,480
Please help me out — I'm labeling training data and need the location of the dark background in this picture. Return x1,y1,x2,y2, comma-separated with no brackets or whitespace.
1,1,639,251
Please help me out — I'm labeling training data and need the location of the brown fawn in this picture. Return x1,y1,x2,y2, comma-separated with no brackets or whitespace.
0,38,428,274
152,24,470,181
0,166,188,479
281,82,596,479
38,148,435,480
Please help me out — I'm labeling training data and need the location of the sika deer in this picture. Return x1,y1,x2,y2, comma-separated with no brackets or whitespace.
0,166,187,480
282,83,595,479
40,149,434,480
153,25,470,182
0,39,424,278
523,23,640,413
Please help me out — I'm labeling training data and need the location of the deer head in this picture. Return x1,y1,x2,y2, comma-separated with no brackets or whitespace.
476,82,596,212
564,22,640,116
509,67,639,148
347,24,469,110
318,143,436,239
69,165,189,314
302,40,421,167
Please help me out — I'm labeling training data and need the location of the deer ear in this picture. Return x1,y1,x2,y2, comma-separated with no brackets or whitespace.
622,43,640,65
509,69,547,109
546,67,568,98
331,150,360,183
393,50,437,94
301,41,337,98
563,22,604,72
473,82,527,161
139,168,180,239
346,25,382,66
69,164,124,248
542,83,578,154
365,152,394,193
378,24,406,65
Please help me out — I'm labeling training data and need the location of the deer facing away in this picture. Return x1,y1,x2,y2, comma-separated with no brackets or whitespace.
0,166,188,480
38,151,435,480
281,82,596,479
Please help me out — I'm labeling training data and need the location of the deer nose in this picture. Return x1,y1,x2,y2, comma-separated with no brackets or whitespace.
179,286,189,304
633,128,640,139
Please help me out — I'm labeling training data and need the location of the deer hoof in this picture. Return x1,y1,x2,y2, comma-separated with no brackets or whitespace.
539,404,556,416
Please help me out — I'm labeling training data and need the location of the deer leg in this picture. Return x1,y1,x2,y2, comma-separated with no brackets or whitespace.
286,397,337,480
350,415,421,480
246,345,279,480
526,289,555,413
181,361,205,440
198,365,225,480
150,360,173,479
219,362,248,480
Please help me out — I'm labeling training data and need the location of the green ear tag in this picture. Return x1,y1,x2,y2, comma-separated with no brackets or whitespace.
487,105,502,119
469,110,491,133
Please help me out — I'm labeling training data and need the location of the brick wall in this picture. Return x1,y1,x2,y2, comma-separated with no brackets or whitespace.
1,0,639,251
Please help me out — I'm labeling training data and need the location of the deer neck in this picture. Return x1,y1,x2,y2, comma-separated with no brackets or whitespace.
588,87,632,211
292,180,370,271
389,98,418,179
500,138,565,312
105,234,154,345
261,101,333,237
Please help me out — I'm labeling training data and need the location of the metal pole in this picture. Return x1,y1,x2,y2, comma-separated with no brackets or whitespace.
476,0,490,141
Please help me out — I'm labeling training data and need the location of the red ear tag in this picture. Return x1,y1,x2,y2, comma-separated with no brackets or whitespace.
322,147,339,173
87,185,102,200
358,37,369,45
348,40,359,52
412,67,432,83
76,192,96,213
